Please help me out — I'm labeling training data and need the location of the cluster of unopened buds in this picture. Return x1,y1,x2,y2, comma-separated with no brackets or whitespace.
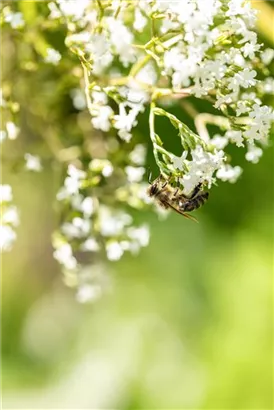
1,0,273,301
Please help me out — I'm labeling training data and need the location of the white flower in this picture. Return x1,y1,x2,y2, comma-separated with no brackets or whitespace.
245,144,263,164
129,144,146,166
211,134,229,150
102,163,114,177
57,0,89,20
226,0,256,26
57,165,86,200
76,284,102,303
0,225,17,252
71,195,95,217
0,185,13,203
242,41,260,60
225,130,244,147
261,48,274,66
236,101,250,116
98,207,132,237
6,121,19,140
172,152,188,170
113,103,140,141
91,105,113,132
65,31,91,46
89,159,113,177
88,34,111,71
81,197,95,217
164,47,197,89
2,206,20,227
107,17,136,67
180,146,225,194
125,166,145,183
44,48,61,65
53,243,77,270
117,129,132,142
214,93,234,109
4,11,24,28
216,164,242,183
227,49,245,67
24,153,42,172
87,34,113,75
262,78,274,95
70,88,86,110
80,238,100,252
0,130,7,143
228,68,257,92
127,225,150,247
62,178,81,197
133,9,147,32
92,90,108,105
244,104,274,144
61,217,91,239
106,241,124,261
135,63,158,86
250,104,273,122
48,2,62,19
239,68,257,88
0,89,6,108
68,164,85,177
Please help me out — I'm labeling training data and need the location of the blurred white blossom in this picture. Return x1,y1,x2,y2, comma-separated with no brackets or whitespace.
216,165,242,183
6,121,19,140
0,185,13,203
106,241,124,261
0,225,17,252
4,11,24,28
53,243,77,270
0,185,19,252
24,154,42,172
0,130,7,143
44,48,61,65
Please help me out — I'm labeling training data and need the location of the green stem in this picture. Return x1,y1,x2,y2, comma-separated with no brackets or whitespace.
96,0,104,19
149,102,171,176
194,113,230,143
130,54,152,77
114,3,122,18
81,62,94,116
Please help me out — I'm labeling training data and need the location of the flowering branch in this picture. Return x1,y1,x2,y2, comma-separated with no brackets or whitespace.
1,0,273,302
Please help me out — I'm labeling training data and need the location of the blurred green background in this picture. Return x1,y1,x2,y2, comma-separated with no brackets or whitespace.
2,2,274,409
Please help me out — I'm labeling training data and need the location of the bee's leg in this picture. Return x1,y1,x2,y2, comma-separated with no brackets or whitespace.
188,183,202,199
161,175,172,189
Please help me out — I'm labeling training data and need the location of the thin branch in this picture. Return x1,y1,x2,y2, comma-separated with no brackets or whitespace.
129,54,152,77
81,62,94,116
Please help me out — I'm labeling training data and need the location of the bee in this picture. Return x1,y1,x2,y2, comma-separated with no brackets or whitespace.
147,174,209,222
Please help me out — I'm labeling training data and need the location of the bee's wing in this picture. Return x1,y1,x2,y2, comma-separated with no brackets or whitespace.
163,200,198,223
181,212,198,223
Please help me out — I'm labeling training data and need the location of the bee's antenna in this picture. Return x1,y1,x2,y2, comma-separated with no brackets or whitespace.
147,167,153,184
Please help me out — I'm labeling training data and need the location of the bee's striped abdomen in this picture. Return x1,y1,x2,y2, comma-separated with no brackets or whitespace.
180,192,209,212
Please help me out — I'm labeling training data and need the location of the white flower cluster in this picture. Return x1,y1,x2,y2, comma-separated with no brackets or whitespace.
3,7,25,29
53,143,150,298
1,85,43,253
54,0,273,195
2,0,273,300
0,185,20,252
173,146,225,195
